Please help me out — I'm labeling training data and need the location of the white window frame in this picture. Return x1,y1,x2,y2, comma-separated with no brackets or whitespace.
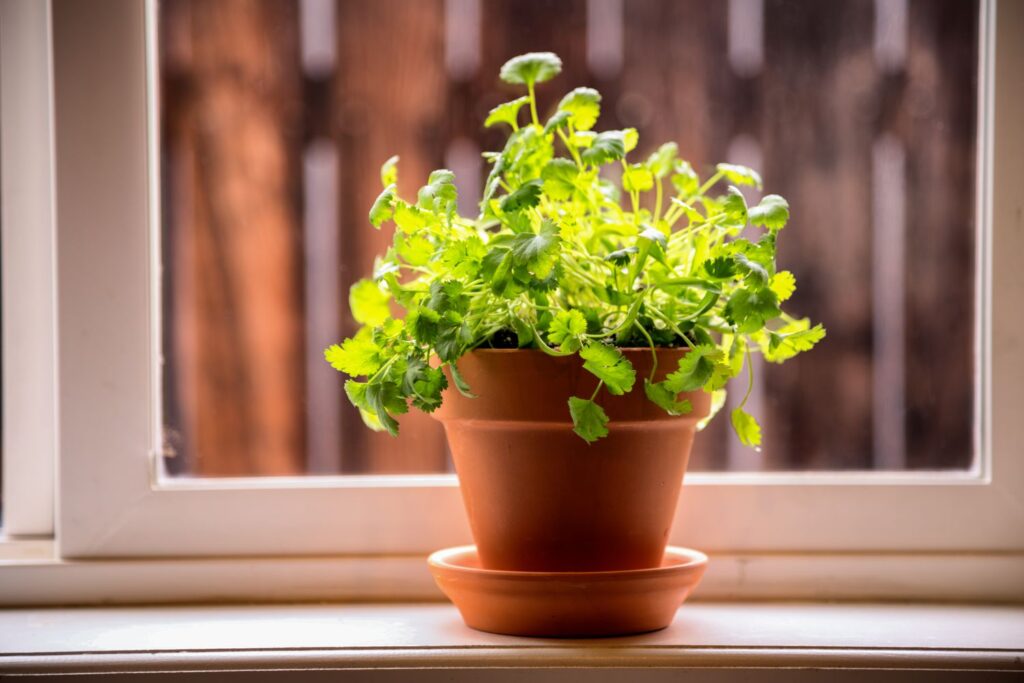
0,0,57,538
35,0,1023,597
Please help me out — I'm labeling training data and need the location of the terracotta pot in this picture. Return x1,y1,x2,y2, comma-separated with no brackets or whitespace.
433,348,709,572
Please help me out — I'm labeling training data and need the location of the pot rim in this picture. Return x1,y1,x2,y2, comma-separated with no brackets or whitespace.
428,545,708,580
459,346,693,355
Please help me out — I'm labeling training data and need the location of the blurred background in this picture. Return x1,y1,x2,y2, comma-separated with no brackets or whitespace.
157,0,978,476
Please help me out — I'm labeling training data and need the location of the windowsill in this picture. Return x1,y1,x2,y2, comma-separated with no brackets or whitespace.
2,602,1022,677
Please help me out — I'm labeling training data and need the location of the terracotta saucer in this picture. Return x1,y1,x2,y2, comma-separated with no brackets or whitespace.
428,545,707,637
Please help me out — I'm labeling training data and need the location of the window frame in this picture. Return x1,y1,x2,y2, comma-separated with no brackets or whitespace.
0,0,57,538
50,0,1023,577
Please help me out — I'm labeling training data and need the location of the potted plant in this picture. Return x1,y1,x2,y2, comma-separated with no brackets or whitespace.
326,52,823,576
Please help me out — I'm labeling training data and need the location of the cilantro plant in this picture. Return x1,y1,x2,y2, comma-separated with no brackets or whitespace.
326,52,824,446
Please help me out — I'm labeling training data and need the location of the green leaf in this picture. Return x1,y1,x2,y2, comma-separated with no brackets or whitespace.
392,202,429,233
369,184,396,228
380,155,399,188
548,309,587,352
720,186,749,227
764,321,826,363
485,96,530,129
486,248,515,296
366,381,407,436
324,335,382,377
770,270,796,301
581,130,627,165
623,163,654,192
543,109,572,134
725,287,782,334
511,219,560,278
449,362,476,397
568,396,609,443
748,194,790,230
500,179,543,213
499,52,562,85
417,169,458,216
344,380,387,432
395,232,434,266
664,344,723,392
349,279,391,326
540,158,578,200
623,128,639,152
704,255,737,279
580,342,636,395
735,253,770,289
402,358,448,412
671,161,700,197
717,162,763,188
644,379,693,416
606,246,638,265
731,407,762,448
557,87,601,131
647,142,678,179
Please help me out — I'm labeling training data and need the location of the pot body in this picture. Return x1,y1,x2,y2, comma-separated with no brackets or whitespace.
433,348,709,572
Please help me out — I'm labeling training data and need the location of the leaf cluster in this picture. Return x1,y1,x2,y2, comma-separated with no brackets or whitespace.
327,52,825,445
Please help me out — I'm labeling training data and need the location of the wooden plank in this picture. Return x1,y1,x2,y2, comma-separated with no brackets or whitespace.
161,0,306,475
901,0,977,469
333,0,450,473
758,0,878,469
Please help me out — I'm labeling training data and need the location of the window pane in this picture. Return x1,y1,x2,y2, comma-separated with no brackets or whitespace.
158,0,978,476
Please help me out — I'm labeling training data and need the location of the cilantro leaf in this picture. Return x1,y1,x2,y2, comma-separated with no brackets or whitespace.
511,219,560,278
725,287,782,333
393,202,429,233
500,179,543,213
548,309,587,352
380,155,399,187
568,396,609,443
324,335,382,377
349,279,391,326
644,379,693,416
770,270,796,301
366,381,407,436
581,130,627,165
720,186,748,227
623,163,654,192
704,255,737,279
543,110,572,134
731,407,762,448
717,162,763,188
369,184,396,228
748,194,790,230
448,362,476,398
664,344,722,392
763,321,826,363
557,87,601,131
499,52,562,85
671,161,700,197
541,158,578,200
485,96,530,129
579,342,636,395
402,358,447,412
647,142,678,179
395,232,434,266
417,169,458,216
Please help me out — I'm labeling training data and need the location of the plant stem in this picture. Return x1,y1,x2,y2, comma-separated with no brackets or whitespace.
527,81,540,127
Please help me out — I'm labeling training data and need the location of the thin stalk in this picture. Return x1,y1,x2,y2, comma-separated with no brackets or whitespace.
527,81,540,127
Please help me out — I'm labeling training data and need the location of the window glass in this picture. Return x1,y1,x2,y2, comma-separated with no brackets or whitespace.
159,0,978,476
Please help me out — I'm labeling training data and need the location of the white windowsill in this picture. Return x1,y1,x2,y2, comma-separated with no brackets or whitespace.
2,602,1022,678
